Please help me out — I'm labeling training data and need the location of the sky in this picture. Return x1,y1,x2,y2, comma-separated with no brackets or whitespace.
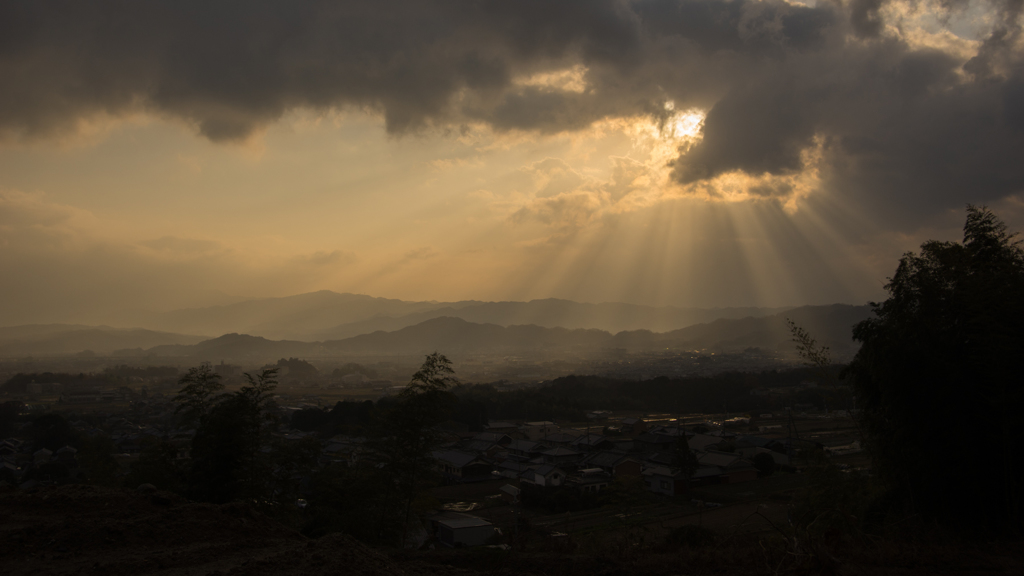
2,0,1023,326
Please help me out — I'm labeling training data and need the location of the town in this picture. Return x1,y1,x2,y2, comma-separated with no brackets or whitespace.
0,360,865,551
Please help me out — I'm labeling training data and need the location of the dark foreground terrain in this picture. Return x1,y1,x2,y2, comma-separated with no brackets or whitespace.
4,485,1024,576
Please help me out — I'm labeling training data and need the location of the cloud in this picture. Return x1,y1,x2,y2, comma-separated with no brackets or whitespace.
0,190,92,228
511,190,604,230
140,236,222,254
520,157,586,198
0,191,368,324
1,0,1022,231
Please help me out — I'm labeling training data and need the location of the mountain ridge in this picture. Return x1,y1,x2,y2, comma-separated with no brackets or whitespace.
120,290,797,340
129,304,870,361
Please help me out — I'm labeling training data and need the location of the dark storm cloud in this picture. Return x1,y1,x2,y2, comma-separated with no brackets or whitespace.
0,0,836,140
2,0,1022,226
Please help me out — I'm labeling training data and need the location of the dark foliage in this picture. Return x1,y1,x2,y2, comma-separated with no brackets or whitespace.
302,463,403,543
290,400,376,435
847,206,1024,531
275,357,320,379
752,452,775,477
0,400,20,438
186,368,281,503
187,394,252,503
331,362,377,379
1,372,111,394
102,365,180,380
28,413,78,451
454,368,848,422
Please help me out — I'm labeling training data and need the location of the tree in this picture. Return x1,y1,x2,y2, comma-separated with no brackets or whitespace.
173,363,224,426
372,352,457,545
846,206,1024,531
185,368,279,503
671,434,699,478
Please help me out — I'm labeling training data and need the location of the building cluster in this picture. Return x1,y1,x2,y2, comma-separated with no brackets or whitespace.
429,417,795,498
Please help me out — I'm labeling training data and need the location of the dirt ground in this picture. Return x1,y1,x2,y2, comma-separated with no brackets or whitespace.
0,485,471,576
5,484,1024,576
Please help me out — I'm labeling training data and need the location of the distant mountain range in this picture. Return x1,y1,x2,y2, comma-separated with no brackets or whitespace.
121,304,871,362
0,325,206,356
0,291,872,361
124,290,793,340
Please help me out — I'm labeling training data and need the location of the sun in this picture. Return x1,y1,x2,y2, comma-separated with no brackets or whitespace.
668,108,705,140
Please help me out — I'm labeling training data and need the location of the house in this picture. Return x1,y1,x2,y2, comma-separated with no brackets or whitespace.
642,466,690,496
642,451,677,468
433,450,494,483
696,451,758,483
736,445,790,466
542,432,580,447
689,465,725,486
519,464,566,488
685,434,724,452
570,468,612,494
634,432,678,453
620,417,648,436
33,448,53,464
0,439,24,456
485,422,520,435
463,439,505,457
494,459,530,479
824,440,862,456
471,432,513,447
520,421,559,440
499,484,521,504
581,450,642,477
54,446,79,468
430,512,498,547
570,434,610,452
2,459,23,479
540,447,581,466
505,439,545,460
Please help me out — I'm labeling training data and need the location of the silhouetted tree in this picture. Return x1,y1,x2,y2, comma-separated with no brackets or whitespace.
0,400,22,439
372,352,457,545
186,368,279,503
847,206,1024,531
173,363,224,427
672,434,699,478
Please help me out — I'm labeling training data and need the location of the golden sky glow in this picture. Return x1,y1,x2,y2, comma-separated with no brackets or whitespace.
1,0,1022,326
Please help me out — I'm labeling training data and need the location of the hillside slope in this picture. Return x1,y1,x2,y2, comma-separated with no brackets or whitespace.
1,485,452,576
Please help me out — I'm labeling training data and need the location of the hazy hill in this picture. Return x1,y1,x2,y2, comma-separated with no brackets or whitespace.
132,304,871,362
311,299,792,341
321,317,612,354
0,325,206,357
130,290,790,340
139,333,319,360
613,304,871,357
135,291,448,339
